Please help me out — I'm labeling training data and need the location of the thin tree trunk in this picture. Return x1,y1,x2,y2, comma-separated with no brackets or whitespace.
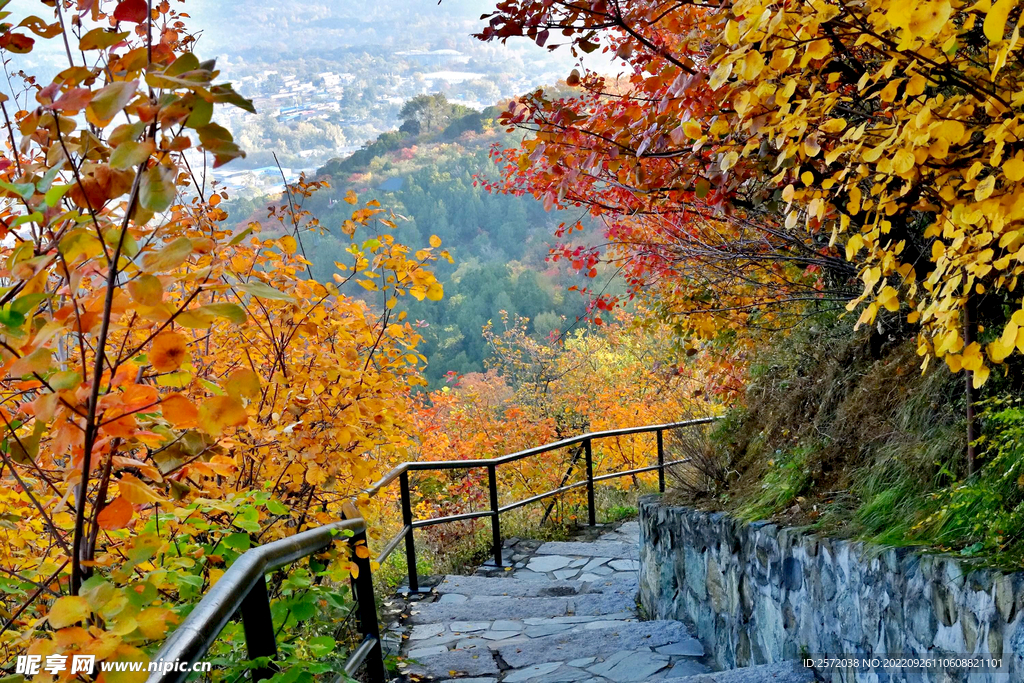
965,295,977,475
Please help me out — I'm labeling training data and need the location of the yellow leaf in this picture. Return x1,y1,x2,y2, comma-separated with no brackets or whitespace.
890,0,952,39
226,369,261,400
48,596,91,629
878,286,900,312
975,175,996,201
344,190,358,205
988,323,1018,362
279,235,298,255
892,149,915,174
429,234,442,248
803,136,821,157
136,608,176,640
118,473,165,505
1005,156,1024,181
683,120,702,139
806,40,830,59
846,234,865,260
985,0,1016,42
962,342,984,372
708,61,733,90
973,363,991,388
724,19,740,44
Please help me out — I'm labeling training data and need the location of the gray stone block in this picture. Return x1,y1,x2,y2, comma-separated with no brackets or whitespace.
537,541,637,558
402,649,499,678
498,620,700,668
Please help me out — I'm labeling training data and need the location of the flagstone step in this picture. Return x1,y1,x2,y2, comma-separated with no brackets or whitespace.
397,520,713,683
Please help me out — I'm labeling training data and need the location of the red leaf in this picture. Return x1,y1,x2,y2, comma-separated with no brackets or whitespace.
51,88,92,112
0,32,35,54
113,0,149,23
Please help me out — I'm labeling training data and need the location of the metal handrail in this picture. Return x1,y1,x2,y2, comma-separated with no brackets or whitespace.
146,416,717,683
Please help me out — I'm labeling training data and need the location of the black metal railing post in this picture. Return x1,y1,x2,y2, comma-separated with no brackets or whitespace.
239,576,278,682
584,438,595,526
348,529,387,683
487,463,502,567
399,470,419,592
657,428,665,493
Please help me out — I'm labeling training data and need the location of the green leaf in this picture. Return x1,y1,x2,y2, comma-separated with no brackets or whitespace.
140,165,176,212
79,28,130,51
49,370,82,390
103,228,140,257
36,163,64,192
44,184,73,208
0,308,26,329
110,140,155,170
197,302,247,324
229,226,253,245
234,517,260,533
196,123,245,168
695,178,711,199
209,83,256,114
288,597,316,621
307,636,336,658
221,532,251,551
86,80,139,127
0,180,34,201
185,97,213,129
109,120,147,147
127,274,163,306
166,52,201,77
10,212,42,227
10,293,48,316
266,499,288,516
238,281,293,301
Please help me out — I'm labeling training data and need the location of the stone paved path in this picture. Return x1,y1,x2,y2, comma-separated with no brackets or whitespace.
392,520,816,683
392,521,710,683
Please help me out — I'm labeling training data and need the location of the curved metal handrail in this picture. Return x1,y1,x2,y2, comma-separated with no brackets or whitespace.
146,416,719,683
152,519,365,678
363,418,716,496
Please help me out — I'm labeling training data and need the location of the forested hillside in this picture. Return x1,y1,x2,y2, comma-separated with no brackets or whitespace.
227,94,591,385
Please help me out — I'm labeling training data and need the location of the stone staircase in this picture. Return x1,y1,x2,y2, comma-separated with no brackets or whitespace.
392,522,815,683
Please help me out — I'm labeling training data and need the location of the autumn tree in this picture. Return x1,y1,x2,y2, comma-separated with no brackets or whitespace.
477,0,1024,439
408,309,717,542
0,0,444,674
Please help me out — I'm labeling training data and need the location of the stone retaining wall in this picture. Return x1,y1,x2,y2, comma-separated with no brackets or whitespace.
638,496,1024,682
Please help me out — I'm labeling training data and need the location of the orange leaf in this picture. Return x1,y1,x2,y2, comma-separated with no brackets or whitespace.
120,383,159,410
198,396,248,435
97,496,134,530
160,393,198,427
150,331,187,372
136,607,176,639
